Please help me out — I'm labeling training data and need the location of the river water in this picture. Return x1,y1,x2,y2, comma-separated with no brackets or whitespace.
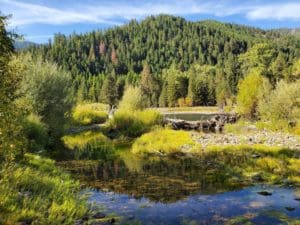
59,150,300,225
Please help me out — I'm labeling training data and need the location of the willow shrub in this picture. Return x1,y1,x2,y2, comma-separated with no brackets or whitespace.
109,109,163,138
62,131,113,159
0,154,88,225
132,128,195,155
72,103,108,125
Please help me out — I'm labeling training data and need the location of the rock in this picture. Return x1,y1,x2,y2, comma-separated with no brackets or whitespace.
92,212,106,219
285,207,295,211
252,174,264,182
251,154,260,158
257,191,272,196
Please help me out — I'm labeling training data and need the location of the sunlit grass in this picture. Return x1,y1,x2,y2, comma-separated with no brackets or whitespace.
109,109,163,137
224,119,300,136
0,154,88,225
132,128,196,155
72,103,108,125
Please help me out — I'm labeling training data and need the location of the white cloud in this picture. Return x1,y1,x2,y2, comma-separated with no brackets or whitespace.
247,3,300,20
0,0,120,26
0,0,299,28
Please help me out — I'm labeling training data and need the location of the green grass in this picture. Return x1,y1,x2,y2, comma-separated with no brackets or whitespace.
62,131,113,159
109,109,163,138
132,128,196,155
0,154,88,225
72,103,108,125
224,119,300,135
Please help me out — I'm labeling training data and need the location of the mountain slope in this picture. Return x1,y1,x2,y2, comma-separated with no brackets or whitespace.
27,15,300,76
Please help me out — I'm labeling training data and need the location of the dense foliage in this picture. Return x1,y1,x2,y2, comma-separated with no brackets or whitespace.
0,15,90,224
26,15,300,107
0,15,25,161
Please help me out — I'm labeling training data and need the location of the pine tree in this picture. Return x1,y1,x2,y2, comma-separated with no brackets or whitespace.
100,73,117,108
140,63,155,106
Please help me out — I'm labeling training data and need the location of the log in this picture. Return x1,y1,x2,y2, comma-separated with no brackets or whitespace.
164,114,237,132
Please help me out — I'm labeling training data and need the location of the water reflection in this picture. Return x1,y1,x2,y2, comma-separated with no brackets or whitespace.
59,150,300,224
60,151,243,203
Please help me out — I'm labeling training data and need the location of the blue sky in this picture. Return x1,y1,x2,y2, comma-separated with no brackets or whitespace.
1,0,300,43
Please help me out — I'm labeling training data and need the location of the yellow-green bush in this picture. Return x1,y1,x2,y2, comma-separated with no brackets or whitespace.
72,103,108,125
256,157,284,173
62,131,113,159
109,109,163,137
118,86,145,111
132,128,195,155
0,154,88,225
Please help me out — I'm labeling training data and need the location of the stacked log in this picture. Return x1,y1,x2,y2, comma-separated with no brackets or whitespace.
164,114,237,132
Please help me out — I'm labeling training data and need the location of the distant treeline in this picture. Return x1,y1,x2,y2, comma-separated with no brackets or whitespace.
25,15,300,107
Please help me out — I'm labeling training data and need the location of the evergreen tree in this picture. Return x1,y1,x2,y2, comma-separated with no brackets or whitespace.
140,63,155,106
100,73,118,108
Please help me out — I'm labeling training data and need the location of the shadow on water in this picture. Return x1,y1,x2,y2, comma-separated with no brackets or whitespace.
59,149,300,225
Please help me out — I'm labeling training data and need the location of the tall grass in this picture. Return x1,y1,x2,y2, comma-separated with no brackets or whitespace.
109,109,163,137
72,103,108,125
0,154,88,225
132,128,196,155
23,113,48,152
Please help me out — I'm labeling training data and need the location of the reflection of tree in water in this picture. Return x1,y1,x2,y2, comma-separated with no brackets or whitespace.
60,153,244,203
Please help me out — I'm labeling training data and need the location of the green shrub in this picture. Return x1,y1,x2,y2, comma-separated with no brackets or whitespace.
23,114,48,152
0,154,88,225
62,131,113,159
258,80,300,123
72,103,108,125
109,109,163,137
132,128,195,155
18,56,74,139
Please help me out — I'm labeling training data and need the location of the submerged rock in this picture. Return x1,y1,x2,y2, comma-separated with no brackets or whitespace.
257,191,272,196
285,206,296,211
92,212,106,219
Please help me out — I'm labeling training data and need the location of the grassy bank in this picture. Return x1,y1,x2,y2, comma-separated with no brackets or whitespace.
0,154,88,225
131,129,300,186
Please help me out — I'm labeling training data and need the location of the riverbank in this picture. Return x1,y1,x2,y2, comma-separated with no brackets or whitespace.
192,131,300,151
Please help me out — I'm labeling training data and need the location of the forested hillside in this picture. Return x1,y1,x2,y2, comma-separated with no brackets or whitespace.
26,15,300,107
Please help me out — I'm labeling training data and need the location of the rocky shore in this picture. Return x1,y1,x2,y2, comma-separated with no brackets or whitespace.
192,131,300,150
